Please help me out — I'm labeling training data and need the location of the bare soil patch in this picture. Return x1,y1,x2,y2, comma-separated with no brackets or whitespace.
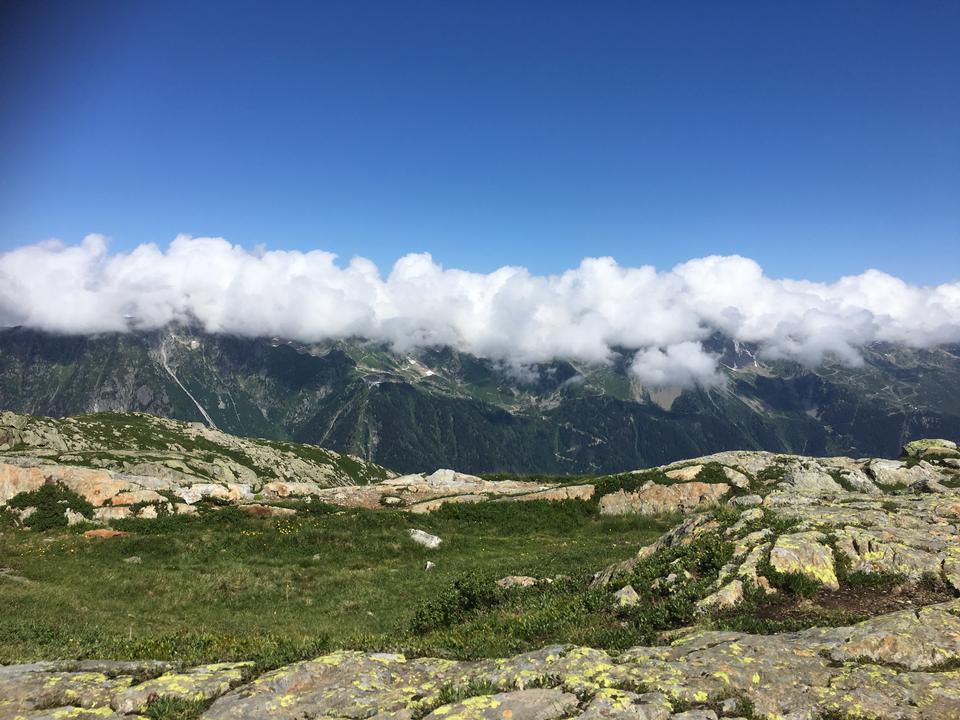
755,580,956,623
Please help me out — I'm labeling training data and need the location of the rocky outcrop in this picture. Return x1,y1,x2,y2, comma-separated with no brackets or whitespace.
0,463,44,503
313,470,591,511
0,455,603,526
0,414,602,523
4,411,958,531
599,481,729,516
903,438,959,460
594,441,960,610
780,466,843,495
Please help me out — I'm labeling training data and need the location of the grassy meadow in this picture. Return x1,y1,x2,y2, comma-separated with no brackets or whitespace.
0,499,674,669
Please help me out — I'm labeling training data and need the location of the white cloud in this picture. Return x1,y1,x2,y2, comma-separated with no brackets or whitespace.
2,234,959,389
631,342,724,388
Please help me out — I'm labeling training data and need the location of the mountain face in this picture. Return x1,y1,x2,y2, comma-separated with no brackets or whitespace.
0,325,958,474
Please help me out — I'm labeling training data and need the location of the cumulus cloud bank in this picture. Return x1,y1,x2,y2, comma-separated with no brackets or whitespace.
2,234,959,388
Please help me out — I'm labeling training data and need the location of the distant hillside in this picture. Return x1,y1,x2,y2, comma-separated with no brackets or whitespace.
0,410,392,488
1,325,958,473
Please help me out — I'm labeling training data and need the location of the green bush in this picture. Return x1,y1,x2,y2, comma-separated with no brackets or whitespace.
6,482,94,531
408,572,506,634
591,470,666,500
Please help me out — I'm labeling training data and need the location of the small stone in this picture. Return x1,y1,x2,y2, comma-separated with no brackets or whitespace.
613,584,641,607
722,466,751,489
672,711,718,720
408,528,442,548
720,697,739,714
696,579,744,611
83,529,130,539
665,464,703,481
239,504,297,517
122,556,142,564
729,494,762,507
425,561,436,571
757,575,777,594
497,575,537,588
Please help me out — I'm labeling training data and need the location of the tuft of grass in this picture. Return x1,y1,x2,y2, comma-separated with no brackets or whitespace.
142,697,211,720
436,678,500,705
759,561,822,598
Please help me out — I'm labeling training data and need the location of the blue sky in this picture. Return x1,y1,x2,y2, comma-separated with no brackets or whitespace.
1,1,957,284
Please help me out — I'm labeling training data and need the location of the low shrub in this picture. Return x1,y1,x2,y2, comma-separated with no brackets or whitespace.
408,572,507,634
591,470,666,500
6,482,94,531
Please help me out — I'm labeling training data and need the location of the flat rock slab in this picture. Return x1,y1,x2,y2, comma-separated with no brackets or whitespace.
424,689,579,720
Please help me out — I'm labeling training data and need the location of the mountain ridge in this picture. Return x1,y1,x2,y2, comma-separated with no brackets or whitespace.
1,325,958,474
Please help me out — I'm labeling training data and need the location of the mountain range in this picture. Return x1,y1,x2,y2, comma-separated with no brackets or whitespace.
0,325,958,474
